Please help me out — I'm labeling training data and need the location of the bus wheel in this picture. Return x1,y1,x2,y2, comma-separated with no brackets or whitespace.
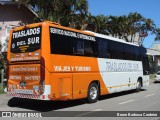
87,82,99,103
136,79,142,92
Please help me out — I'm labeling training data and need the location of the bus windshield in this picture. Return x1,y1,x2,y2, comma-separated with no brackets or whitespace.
10,26,41,62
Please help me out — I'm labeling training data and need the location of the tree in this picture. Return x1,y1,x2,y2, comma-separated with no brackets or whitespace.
154,28,160,41
58,0,89,30
0,43,2,70
106,15,129,40
86,13,98,32
0,38,7,71
19,0,89,30
12,1,159,45
99,12,157,44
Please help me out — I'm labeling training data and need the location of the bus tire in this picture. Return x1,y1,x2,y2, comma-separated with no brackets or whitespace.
87,82,99,103
136,79,142,92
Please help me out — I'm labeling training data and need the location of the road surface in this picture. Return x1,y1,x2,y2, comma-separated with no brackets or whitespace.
0,80,160,119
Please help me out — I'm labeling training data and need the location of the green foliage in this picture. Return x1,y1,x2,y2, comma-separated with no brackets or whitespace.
0,83,5,94
0,51,7,81
90,13,156,44
0,54,3,70
154,28,160,41
0,34,7,72
148,55,153,62
13,0,160,44
149,74,155,80
0,53,7,70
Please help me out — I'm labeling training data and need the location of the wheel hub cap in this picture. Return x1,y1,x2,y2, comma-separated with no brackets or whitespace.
90,87,97,99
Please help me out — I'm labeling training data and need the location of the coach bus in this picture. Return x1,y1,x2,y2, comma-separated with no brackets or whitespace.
7,21,149,103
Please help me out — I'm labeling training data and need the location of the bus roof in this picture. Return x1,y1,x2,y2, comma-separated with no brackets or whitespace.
11,21,139,47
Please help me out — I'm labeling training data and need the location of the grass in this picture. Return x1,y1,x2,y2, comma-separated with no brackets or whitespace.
149,74,155,80
0,91,4,94
0,83,5,94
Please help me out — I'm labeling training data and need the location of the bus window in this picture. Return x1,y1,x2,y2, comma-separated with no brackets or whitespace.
73,40,84,55
10,26,41,62
84,40,97,57
50,34,73,55
97,38,109,58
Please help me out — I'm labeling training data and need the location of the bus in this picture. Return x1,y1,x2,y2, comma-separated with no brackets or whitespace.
7,21,149,103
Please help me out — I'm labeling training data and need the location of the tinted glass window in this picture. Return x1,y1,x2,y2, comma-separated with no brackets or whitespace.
50,34,73,55
50,26,145,61
84,41,96,57
11,27,41,53
96,37,143,61
97,38,109,58
73,40,84,55
50,27,97,57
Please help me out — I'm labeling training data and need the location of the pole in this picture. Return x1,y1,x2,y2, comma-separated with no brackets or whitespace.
1,69,4,92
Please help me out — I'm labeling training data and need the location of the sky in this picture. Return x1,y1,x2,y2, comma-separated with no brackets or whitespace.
87,0,160,48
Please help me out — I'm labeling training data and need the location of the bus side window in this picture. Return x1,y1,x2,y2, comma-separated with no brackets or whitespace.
73,40,84,55
97,38,109,58
84,41,97,57
50,34,73,55
135,47,141,61
84,41,93,56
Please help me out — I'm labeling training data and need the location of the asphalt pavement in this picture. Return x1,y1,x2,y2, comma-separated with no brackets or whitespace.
0,79,160,120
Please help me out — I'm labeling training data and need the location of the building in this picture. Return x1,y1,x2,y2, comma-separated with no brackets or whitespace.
0,0,40,90
0,0,38,53
147,43,160,73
